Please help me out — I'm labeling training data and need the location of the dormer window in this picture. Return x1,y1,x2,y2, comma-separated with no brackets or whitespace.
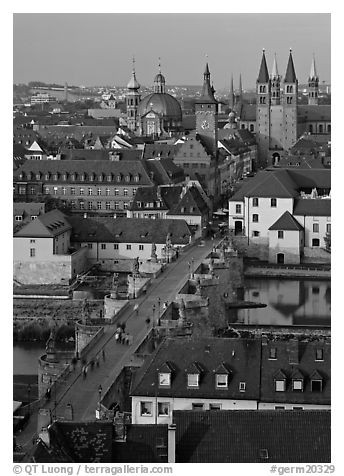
159,372,171,387
45,173,50,180
71,174,76,181
274,370,287,392
125,174,131,182
186,362,202,388
107,174,112,182
99,174,103,182
134,175,139,182
310,370,323,392
239,382,246,392
116,174,121,182
292,379,303,391
62,174,67,181
216,374,228,389
36,173,41,180
158,361,173,387
89,174,94,182
53,174,58,181
187,374,199,387
80,174,85,181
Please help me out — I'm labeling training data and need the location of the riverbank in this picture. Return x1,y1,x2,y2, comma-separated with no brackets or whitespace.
244,264,331,279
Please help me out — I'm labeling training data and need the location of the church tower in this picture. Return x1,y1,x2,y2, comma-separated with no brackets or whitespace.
282,49,298,150
308,55,319,106
154,60,166,93
256,49,271,165
126,58,141,132
195,62,218,159
269,54,284,151
229,74,235,111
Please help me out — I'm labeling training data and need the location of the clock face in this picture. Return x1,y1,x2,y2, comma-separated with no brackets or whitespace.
201,120,209,130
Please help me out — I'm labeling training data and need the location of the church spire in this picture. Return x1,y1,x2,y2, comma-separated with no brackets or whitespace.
229,74,235,110
199,61,217,103
127,56,140,90
239,73,243,95
309,54,318,80
271,53,280,79
284,49,297,83
257,49,269,83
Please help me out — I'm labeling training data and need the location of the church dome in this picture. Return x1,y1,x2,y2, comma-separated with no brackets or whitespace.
127,71,140,90
154,72,165,83
137,92,182,120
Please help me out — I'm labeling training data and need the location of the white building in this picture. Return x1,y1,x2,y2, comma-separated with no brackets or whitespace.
228,169,330,263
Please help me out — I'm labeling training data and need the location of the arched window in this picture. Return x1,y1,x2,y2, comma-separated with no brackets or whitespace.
309,124,313,133
319,124,323,133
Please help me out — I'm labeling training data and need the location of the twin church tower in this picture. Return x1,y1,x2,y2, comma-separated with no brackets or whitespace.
255,49,320,161
125,50,323,163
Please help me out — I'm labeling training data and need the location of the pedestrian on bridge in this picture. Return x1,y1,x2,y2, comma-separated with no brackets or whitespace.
133,304,139,317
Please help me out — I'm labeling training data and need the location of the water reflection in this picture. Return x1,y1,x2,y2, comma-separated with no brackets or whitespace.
13,343,45,375
235,278,331,327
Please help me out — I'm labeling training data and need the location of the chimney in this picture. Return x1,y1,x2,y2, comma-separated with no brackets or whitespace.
167,424,176,463
288,338,299,365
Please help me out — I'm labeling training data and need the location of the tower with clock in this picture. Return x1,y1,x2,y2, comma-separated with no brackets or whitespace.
195,63,219,159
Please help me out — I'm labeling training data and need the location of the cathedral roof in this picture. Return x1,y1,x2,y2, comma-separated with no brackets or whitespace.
138,93,182,120
257,50,269,83
284,50,297,83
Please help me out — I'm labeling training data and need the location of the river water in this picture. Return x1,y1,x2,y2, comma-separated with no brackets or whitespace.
235,278,331,327
13,278,330,374
13,343,45,375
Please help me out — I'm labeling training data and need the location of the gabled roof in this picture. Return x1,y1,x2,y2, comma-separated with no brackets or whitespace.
70,217,192,245
230,170,298,200
168,186,209,217
14,160,153,186
131,337,261,400
257,50,269,83
293,198,331,217
230,169,331,201
297,105,331,122
14,210,71,238
142,143,181,160
142,158,185,186
269,211,304,231
260,338,330,405
130,186,169,211
173,410,330,463
284,50,297,83
13,202,45,218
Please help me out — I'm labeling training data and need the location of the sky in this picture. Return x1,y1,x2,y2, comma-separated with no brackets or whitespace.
13,13,331,89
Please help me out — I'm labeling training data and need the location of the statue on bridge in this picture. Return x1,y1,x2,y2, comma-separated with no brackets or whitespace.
151,243,158,263
132,257,140,278
111,272,119,299
81,298,90,324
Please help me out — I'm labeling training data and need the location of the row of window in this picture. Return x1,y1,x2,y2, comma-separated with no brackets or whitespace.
88,243,145,251
251,198,277,207
275,377,323,393
140,401,309,416
158,372,243,391
268,348,324,361
70,201,131,210
18,172,141,183
17,186,137,197
182,161,208,167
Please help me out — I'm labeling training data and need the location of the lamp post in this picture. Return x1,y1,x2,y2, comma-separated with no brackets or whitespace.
133,274,136,299
152,304,156,327
157,297,161,317
27,383,31,417
98,384,103,417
